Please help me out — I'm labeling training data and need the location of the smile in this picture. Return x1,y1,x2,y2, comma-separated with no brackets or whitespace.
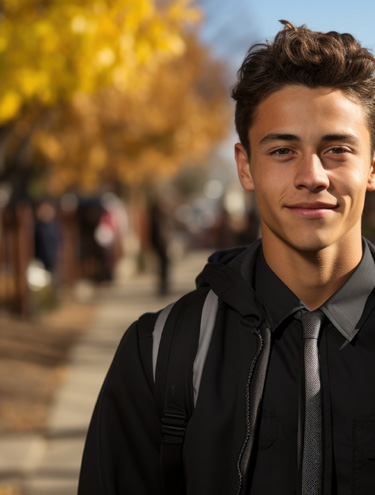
285,202,338,219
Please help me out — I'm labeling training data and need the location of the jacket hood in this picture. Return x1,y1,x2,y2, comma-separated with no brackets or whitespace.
196,239,264,325
197,237,375,326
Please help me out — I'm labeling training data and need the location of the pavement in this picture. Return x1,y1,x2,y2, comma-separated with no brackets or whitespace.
0,249,211,495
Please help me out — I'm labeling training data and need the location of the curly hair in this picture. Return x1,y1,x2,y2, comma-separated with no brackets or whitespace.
231,20,375,155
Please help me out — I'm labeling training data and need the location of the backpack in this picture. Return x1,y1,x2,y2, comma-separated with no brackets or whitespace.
138,286,218,495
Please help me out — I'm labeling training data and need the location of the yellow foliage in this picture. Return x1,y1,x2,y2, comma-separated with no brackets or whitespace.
0,91,22,123
0,0,200,122
26,35,230,192
0,1,230,193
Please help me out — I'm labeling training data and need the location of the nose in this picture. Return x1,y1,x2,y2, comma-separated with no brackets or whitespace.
294,154,329,191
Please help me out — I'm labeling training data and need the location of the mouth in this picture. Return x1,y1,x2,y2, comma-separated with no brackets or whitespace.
285,202,338,218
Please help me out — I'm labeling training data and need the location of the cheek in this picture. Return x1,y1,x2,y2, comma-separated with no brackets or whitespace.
335,185,368,222
331,170,369,198
259,172,288,200
252,166,282,193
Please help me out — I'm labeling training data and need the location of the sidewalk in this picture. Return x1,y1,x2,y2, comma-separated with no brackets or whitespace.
0,249,210,495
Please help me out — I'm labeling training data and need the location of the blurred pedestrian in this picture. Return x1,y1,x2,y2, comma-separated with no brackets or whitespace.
149,197,171,295
34,199,60,274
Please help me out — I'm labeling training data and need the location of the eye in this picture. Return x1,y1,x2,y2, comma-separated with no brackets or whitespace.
271,148,293,155
327,146,350,154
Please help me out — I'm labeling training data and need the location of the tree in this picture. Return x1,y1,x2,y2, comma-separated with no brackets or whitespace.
0,0,230,194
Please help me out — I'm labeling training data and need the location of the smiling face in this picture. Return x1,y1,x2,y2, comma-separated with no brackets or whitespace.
235,85,375,260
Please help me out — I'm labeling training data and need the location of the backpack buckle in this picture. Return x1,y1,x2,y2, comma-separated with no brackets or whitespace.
161,411,186,444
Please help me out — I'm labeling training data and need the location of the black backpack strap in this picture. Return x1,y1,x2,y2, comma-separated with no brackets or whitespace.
155,287,211,495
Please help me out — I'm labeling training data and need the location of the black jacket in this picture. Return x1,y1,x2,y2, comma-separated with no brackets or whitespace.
78,240,278,494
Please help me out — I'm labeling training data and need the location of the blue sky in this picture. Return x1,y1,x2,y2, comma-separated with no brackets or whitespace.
199,0,375,71
253,0,375,48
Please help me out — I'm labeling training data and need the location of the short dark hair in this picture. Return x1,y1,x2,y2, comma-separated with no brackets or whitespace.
231,20,375,156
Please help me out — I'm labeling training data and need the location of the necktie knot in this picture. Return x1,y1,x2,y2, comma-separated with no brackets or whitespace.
300,309,324,340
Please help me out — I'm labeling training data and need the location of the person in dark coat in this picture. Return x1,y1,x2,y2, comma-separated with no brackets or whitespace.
34,200,60,272
78,21,375,494
149,198,171,295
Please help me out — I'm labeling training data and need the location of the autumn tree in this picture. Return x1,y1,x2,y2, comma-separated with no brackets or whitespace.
0,0,231,195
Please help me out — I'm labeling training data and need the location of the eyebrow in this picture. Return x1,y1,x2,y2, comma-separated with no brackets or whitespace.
259,132,359,146
259,133,300,146
320,133,359,145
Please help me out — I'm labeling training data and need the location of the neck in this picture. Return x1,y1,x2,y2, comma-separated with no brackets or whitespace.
262,234,363,310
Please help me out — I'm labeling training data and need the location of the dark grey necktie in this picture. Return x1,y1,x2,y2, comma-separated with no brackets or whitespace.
300,310,324,495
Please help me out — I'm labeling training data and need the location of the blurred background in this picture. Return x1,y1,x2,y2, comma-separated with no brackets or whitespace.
1,0,375,493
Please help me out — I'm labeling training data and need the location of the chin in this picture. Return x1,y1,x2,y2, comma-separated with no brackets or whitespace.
288,235,338,254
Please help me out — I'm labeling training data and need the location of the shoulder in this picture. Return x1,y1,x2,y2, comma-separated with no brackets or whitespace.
100,287,220,407
151,287,219,375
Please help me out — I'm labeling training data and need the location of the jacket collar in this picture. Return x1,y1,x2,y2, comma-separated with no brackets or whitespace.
255,238,375,342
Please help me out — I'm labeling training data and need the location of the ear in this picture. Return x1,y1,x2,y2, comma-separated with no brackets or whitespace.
367,153,375,192
235,143,255,191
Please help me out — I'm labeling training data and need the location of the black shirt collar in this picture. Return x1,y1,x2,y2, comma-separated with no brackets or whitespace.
255,240,375,341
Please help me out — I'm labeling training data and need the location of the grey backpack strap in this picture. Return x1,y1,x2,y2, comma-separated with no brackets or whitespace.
152,301,175,381
152,288,218,495
192,289,219,404
152,289,219,403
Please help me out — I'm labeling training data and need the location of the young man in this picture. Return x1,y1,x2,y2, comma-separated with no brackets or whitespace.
78,21,375,494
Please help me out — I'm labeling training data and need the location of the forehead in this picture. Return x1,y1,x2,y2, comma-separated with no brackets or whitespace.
250,85,369,143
